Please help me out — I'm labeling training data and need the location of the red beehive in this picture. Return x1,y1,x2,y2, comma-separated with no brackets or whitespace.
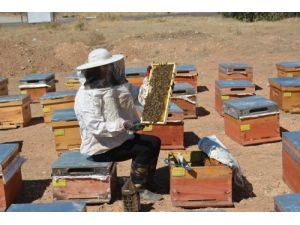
175,64,198,89
219,63,253,81
276,61,300,77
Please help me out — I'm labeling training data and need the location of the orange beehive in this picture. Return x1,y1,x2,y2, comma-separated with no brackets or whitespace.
276,61,300,77
125,67,147,86
219,63,253,81
175,64,198,89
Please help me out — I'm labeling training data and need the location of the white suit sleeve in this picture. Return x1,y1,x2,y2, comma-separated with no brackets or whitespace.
125,77,149,106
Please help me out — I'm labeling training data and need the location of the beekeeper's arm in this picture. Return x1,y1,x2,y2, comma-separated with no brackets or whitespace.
125,76,149,106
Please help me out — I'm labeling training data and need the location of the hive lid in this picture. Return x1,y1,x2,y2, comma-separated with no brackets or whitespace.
176,64,196,72
223,95,278,119
7,202,86,212
51,108,77,122
52,151,113,170
173,82,195,94
125,67,147,76
40,90,77,100
283,131,300,151
274,194,300,212
219,63,251,73
216,80,255,88
20,73,55,83
269,77,300,87
276,61,300,68
0,143,19,168
0,77,8,84
169,102,184,113
0,94,27,103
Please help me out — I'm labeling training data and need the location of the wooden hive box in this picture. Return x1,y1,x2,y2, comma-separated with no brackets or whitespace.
276,61,300,77
223,96,281,146
7,202,86,212
51,108,81,154
125,67,147,86
139,102,185,150
40,90,77,123
0,94,31,129
19,73,56,103
0,77,8,96
215,80,256,116
219,63,253,81
52,151,117,204
0,142,24,211
274,194,300,212
169,151,233,208
171,82,197,119
282,131,300,192
269,77,300,113
64,74,81,90
175,64,198,89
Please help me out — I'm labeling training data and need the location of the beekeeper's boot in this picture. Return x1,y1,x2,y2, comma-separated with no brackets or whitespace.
130,162,163,202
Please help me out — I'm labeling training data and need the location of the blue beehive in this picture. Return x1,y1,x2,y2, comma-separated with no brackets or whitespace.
7,202,86,212
0,94,28,104
51,108,77,122
0,143,20,172
219,63,252,74
176,64,197,73
276,61,300,69
269,77,300,87
169,102,184,114
41,90,77,101
216,80,255,89
173,82,196,95
125,67,147,77
20,73,55,84
223,95,278,119
274,194,300,212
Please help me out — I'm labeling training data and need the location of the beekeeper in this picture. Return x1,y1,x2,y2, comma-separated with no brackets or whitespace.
74,48,162,202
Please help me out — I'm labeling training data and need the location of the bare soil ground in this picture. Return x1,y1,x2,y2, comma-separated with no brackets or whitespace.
1,13,300,212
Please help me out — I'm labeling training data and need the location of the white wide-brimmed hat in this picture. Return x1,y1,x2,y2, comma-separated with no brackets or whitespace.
77,48,124,71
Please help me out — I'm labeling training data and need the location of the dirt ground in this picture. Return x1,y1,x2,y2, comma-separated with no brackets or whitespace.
0,13,300,212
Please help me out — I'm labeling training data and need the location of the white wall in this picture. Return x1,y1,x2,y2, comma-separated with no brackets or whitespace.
27,12,53,23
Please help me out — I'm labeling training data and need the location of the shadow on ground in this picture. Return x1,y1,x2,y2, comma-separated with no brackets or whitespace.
196,107,210,117
184,131,200,147
233,175,256,203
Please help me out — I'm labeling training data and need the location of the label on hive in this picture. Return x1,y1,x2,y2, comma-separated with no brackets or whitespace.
20,90,27,94
283,92,292,97
171,167,186,177
287,73,294,77
143,125,153,132
54,129,65,136
221,95,230,100
240,124,251,131
53,178,67,187
43,107,51,113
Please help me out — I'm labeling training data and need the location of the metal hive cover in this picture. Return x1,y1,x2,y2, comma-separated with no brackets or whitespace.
176,64,196,72
40,90,77,100
269,77,300,87
20,73,55,82
274,194,300,212
52,151,113,170
283,131,300,151
173,82,195,94
219,63,251,73
0,94,27,103
51,108,77,122
125,67,147,76
169,102,184,113
0,77,8,84
7,202,86,212
223,95,278,119
216,80,255,88
0,143,19,166
277,61,300,68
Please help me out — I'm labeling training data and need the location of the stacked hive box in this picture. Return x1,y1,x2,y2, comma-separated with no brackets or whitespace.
0,95,31,129
19,73,56,103
139,102,185,150
52,151,117,204
282,131,300,192
223,96,281,145
276,61,300,77
7,202,86,212
125,67,147,86
0,77,8,96
169,151,233,208
219,63,253,81
65,74,81,90
40,90,77,123
274,194,300,212
175,64,198,89
269,77,300,113
51,108,81,155
215,80,255,115
171,82,197,119
0,142,24,211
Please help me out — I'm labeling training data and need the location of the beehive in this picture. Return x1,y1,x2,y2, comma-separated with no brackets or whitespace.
7,202,86,212
19,73,56,102
52,151,117,204
269,77,300,113
175,64,198,89
223,96,281,145
125,67,147,86
274,194,300,212
169,151,233,208
0,94,31,129
276,61,300,77
51,108,81,154
0,142,24,211
219,63,253,81
215,80,255,115
282,131,300,192
40,90,77,123
0,77,8,96
65,74,80,90
171,82,197,119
